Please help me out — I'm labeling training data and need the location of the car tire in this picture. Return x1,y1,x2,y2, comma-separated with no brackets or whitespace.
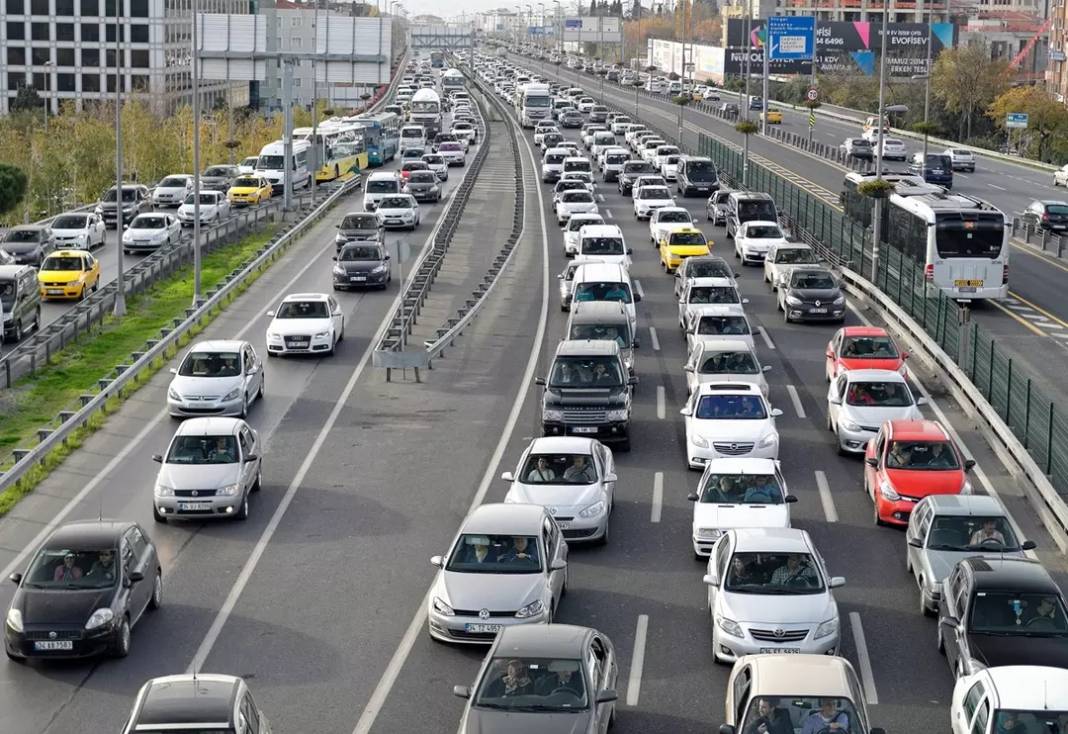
110,617,131,658
238,392,249,419
6,650,26,663
148,569,163,611
920,588,935,618
235,493,250,521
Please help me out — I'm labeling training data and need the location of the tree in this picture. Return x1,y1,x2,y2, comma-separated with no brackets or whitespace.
9,86,42,114
0,164,28,217
987,86,1068,162
931,42,1011,141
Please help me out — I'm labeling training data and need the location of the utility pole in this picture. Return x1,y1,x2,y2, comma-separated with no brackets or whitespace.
113,0,126,317
921,13,932,160
192,0,203,306
743,9,753,188
282,60,294,212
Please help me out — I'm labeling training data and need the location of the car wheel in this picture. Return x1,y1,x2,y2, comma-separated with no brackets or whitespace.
235,493,250,521
110,617,131,658
826,412,834,432
920,588,935,618
6,650,26,663
238,391,249,419
148,569,163,610
257,377,265,400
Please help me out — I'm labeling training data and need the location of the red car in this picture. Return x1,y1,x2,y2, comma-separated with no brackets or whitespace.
863,419,975,526
825,326,908,382
399,161,428,182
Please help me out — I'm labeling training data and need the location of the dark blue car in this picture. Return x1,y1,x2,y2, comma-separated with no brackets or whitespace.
909,153,953,188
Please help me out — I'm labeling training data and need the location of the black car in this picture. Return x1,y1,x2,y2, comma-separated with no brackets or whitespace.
908,153,953,188
1022,199,1068,233
122,674,272,734
433,132,459,149
778,267,846,323
938,557,1068,678
335,211,383,249
0,225,53,266
5,520,161,661
617,160,658,195
748,96,763,111
404,170,442,202
589,106,609,123
332,242,391,290
719,102,740,116
201,164,241,192
560,109,584,128
541,132,565,150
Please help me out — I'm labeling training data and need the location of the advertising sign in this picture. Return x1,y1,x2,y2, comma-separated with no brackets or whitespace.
561,16,622,42
728,18,955,53
768,16,815,61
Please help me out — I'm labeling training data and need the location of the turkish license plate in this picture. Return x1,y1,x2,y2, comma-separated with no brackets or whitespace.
34,640,73,651
464,623,502,634
954,279,984,288
289,341,309,348
572,426,598,434
556,521,571,529
759,647,800,654
350,276,367,282
179,502,212,511
809,307,828,314
48,289,64,295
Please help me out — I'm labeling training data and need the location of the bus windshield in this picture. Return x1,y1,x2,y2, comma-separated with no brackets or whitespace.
935,213,1004,259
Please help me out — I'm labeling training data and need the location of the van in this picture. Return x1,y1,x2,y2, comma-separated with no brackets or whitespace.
726,191,778,239
542,147,570,183
255,139,311,193
363,172,403,211
399,125,427,152
862,114,890,142
577,224,631,269
0,264,42,342
676,156,720,197
566,300,636,378
570,261,641,337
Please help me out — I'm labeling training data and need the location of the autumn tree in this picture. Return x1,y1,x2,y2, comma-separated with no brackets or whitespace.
987,85,1068,162
931,42,1011,140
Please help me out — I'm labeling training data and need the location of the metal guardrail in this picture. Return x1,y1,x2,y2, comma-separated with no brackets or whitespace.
0,175,362,492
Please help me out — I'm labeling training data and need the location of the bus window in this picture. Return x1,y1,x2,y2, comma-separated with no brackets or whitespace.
934,215,1004,259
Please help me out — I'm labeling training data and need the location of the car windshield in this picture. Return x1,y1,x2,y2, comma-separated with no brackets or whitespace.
886,440,960,470
743,698,856,734
131,217,166,230
340,245,383,261
401,162,428,172
582,237,624,255
792,272,836,290
233,177,261,188
1047,205,1068,216
696,316,749,336
520,453,598,485
659,211,691,224
689,286,739,304
440,143,463,151
970,592,1068,635
159,177,188,187
569,323,630,348
726,552,824,593
841,335,898,358
166,434,239,464
562,191,593,203
184,193,219,205
606,154,628,164
52,215,89,229
774,248,816,264
276,300,329,319
446,534,542,573
545,153,566,164
41,256,84,271
738,201,776,220
564,161,591,173
423,155,444,165
178,351,241,377
556,182,584,194
926,515,1021,552
573,281,632,304
624,163,656,175
341,215,378,230
687,260,732,279
549,356,623,387
368,180,399,194
379,197,412,209
474,657,588,712
24,547,121,589
699,472,783,503
665,155,681,165
242,157,258,166
695,394,766,419
845,381,912,407
638,187,670,200
698,351,758,374
670,232,706,246
409,172,437,184
746,225,783,239
204,166,232,177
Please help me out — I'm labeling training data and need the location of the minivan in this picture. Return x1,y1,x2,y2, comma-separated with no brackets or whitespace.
363,172,403,211
577,224,631,268
676,156,720,197
726,192,779,239
567,300,637,377
570,261,641,338
399,125,426,152
908,153,953,188
0,264,42,342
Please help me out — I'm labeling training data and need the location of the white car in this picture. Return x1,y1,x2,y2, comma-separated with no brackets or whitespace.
581,127,607,148
533,122,559,146
421,153,449,181
49,212,106,250
654,145,680,170
682,382,782,469
238,156,259,175
610,118,633,135
763,242,819,291
630,176,667,200
437,141,467,165
167,339,264,418
953,667,1068,734
555,190,598,225
576,97,595,113
1055,164,1068,187
633,185,675,219
944,148,976,173
687,458,795,557
702,528,843,663
660,155,681,182
560,171,595,194
375,194,421,229
827,368,925,454
501,436,617,545
562,213,604,257
177,191,231,226
678,277,747,330
452,121,477,145
121,213,181,253
265,292,344,357
649,207,694,245
734,220,788,265
152,175,194,207
878,138,908,161
684,304,756,353
685,339,770,397
640,140,667,164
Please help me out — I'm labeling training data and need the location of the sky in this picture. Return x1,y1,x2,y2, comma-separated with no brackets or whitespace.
395,0,585,22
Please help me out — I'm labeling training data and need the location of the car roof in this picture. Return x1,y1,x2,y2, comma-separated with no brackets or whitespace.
569,300,627,319
695,339,756,354
696,381,762,396
134,674,240,727
691,304,747,317
174,417,244,436
840,326,889,338
668,227,703,236
555,339,620,357
528,436,599,454
701,457,778,474
730,527,812,552
740,654,859,698
45,520,134,549
0,264,34,278
47,250,92,259
574,262,627,279
841,368,907,383
579,224,622,236
689,277,734,287
961,557,1057,592
981,666,1068,708
462,503,547,534
187,339,247,352
918,494,1006,516
885,419,949,441
9,224,48,232
493,624,593,658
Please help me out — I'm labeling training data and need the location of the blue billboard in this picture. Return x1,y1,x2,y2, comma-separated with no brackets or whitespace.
767,16,815,61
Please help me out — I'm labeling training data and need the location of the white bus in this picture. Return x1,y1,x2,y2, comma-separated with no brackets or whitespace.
885,191,1008,301
255,139,311,193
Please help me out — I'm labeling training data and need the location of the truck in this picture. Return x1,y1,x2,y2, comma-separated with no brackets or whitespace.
519,82,552,128
430,51,444,68
409,88,442,136
441,68,465,96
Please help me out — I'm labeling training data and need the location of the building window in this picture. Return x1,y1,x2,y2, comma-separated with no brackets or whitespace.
56,23,74,40
57,72,75,91
6,0,24,13
106,48,120,66
82,73,100,91
106,73,127,92
81,47,99,65
55,0,73,13
81,22,99,41
8,74,27,90
6,21,25,38
80,0,96,13
32,47,50,64
30,0,48,14
31,22,49,39
131,73,149,90
130,22,148,42
57,47,75,65
130,0,146,15
6,47,26,65
105,22,125,42
131,49,149,67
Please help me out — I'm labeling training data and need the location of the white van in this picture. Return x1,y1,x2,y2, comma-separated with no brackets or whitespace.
577,224,631,269
363,171,402,211
570,261,641,337
399,125,427,152
255,139,311,193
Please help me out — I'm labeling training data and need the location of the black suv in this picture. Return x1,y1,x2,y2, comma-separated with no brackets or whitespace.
779,266,846,323
617,160,658,195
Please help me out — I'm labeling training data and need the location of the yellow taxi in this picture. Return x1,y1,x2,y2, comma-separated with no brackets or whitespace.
38,250,101,300
227,175,272,206
658,227,711,272
761,109,783,124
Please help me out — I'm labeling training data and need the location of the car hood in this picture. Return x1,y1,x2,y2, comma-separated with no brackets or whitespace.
124,228,168,239
268,317,332,336
406,182,437,190
169,373,244,398
462,709,592,734
39,270,82,283
721,590,836,627
837,356,905,373
884,468,964,496
969,633,1068,669
840,404,921,427
438,570,546,611
155,186,188,196
378,207,415,216
666,245,710,257
690,419,774,443
51,227,90,238
741,237,788,249
229,186,263,194
693,503,789,530
178,203,223,214
14,587,114,626
337,260,385,273
505,483,603,515
158,461,241,490
2,241,41,253
790,287,841,301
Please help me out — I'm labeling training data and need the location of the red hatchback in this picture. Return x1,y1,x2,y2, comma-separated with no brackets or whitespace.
824,326,908,382
863,419,975,526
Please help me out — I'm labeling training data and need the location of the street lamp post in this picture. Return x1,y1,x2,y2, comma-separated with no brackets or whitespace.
552,0,561,58
113,0,126,317
742,10,753,187
911,15,934,160
191,0,203,307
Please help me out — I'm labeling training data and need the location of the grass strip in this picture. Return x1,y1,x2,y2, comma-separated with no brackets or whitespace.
0,224,280,517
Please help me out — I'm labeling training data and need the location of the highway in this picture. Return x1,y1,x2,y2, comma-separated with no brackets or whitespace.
0,54,1066,734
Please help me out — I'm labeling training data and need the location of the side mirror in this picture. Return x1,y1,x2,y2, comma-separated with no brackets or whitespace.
244,454,259,463
915,396,929,406
683,364,695,373
825,350,834,359
762,364,771,373
9,572,22,584
829,576,846,588
703,573,719,586
964,459,976,470
557,273,565,280
169,367,177,374
534,377,546,386
595,689,619,704
501,470,515,483
604,472,618,483
785,494,798,504
266,310,275,318
332,256,338,261
908,537,923,548
679,406,690,416
865,457,878,468
829,396,842,405
901,350,910,360
384,253,391,260
771,408,783,417
551,559,567,571
152,453,163,463
129,570,145,583
633,292,642,302
628,376,638,385
430,555,444,568
687,492,699,502
1022,540,1037,550
453,685,471,699
742,298,750,304
941,616,960,631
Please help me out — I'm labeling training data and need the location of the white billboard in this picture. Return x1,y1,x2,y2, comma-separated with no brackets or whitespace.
562,16,622,43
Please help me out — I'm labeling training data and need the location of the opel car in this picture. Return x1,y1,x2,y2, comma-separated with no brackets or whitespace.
682,383,782,469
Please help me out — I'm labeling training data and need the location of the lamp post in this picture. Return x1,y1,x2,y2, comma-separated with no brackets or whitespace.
113,0,126,317
911,14,934,160
552,0,561,58
526,4,534,50
192,0,203,307
537,2,545,57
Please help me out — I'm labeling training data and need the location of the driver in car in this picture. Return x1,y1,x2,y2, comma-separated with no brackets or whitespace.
969,519,1006,546
1025,596,1062,627
770,555,818,587
536,665,583,698
801,699,849,734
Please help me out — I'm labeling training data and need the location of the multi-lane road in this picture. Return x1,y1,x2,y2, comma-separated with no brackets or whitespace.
1,55,1066,734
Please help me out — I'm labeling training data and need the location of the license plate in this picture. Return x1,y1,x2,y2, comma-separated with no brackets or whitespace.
809,308,828,314
350,276,367,282
557,521,570,529
954,279,983,287
34,640,73,651
759,647,800,654
572,426,598,434
289,341,309,348
464,623,502,633
48,289,64,295
179,502,212,511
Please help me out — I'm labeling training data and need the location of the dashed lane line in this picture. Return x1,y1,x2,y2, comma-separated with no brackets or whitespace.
849,613,880,705
651,472,663,523
814,470,839,523
786,384,806,419
625,615,650,707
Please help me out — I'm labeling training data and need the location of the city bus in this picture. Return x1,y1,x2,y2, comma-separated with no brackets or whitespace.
885,191,1009,301
349,111,401,167
840,171,940,229
293,123,368,182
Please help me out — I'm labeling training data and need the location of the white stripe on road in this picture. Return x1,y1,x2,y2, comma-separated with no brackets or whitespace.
605,209,614,218
597,193,606,202
786,384,806,419
633,279,645,299
849,612,879,705
814,470,839,523
625,615,650,706
988,184,1007,191
649,326,660,351
656,385,666,419
758,326,777,350
651,472,663,523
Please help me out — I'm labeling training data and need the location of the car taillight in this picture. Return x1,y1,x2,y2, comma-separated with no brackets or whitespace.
924,264,934,282
1002,264,1009,284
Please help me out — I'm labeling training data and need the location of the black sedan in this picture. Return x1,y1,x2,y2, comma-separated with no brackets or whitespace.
404,170,442,203
777,266,846,323
617,161,658,195
454,625,619,734
333,242,391,290
5,520,161,661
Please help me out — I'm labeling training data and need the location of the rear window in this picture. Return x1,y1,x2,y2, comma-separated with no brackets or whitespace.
368,179,400,193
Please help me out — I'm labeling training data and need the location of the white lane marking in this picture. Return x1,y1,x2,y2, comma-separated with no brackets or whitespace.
814,470,839,523
352,110,552,734
656,385,665,419
597,193,606,202
649,326,660,351
786,384,806,419
625,615,650,707
988,184,1007,191
633,279,645,299
605,209,614,219
758,326,777,350
849,612,879,705
651,472,663,523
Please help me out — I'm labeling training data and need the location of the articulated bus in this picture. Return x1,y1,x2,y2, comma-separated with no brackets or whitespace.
348,112,401,167
840,171,937,229
293,124,368,182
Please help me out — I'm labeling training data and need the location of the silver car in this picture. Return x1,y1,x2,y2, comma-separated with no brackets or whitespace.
826,369,924,454
152,417,262,522
502,437,617,545
906,494,1035,616
427,504,568,644
166,340,264,418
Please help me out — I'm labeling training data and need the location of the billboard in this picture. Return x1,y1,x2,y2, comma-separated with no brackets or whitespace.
767,16,815,61
562,16,623,43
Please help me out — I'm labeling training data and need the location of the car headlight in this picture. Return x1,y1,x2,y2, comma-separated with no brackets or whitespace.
717,616,743,638
961,479,973,495
785,296,803,306
758,432,778,448
333,265,347,276
94,206,103,215
833,295,845,306
85,608,115,630
6,608,23,633
879,477,900,501
840,419,862,432
217,483,240,497
606,408,629,421
168,387,181,401
314,331,331,339
432,596,455,616
267,332,282,343
515,599,545,619
372,264,388,273
814,617,839,640
223,388,241,402
543,408,565,422
697,527,722,540
579,501,606,518
690,434,710,448
155,484,175,497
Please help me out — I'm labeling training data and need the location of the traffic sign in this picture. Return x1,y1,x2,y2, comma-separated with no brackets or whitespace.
806,88,819,102
768,16,816,61
1006,112,1029,129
